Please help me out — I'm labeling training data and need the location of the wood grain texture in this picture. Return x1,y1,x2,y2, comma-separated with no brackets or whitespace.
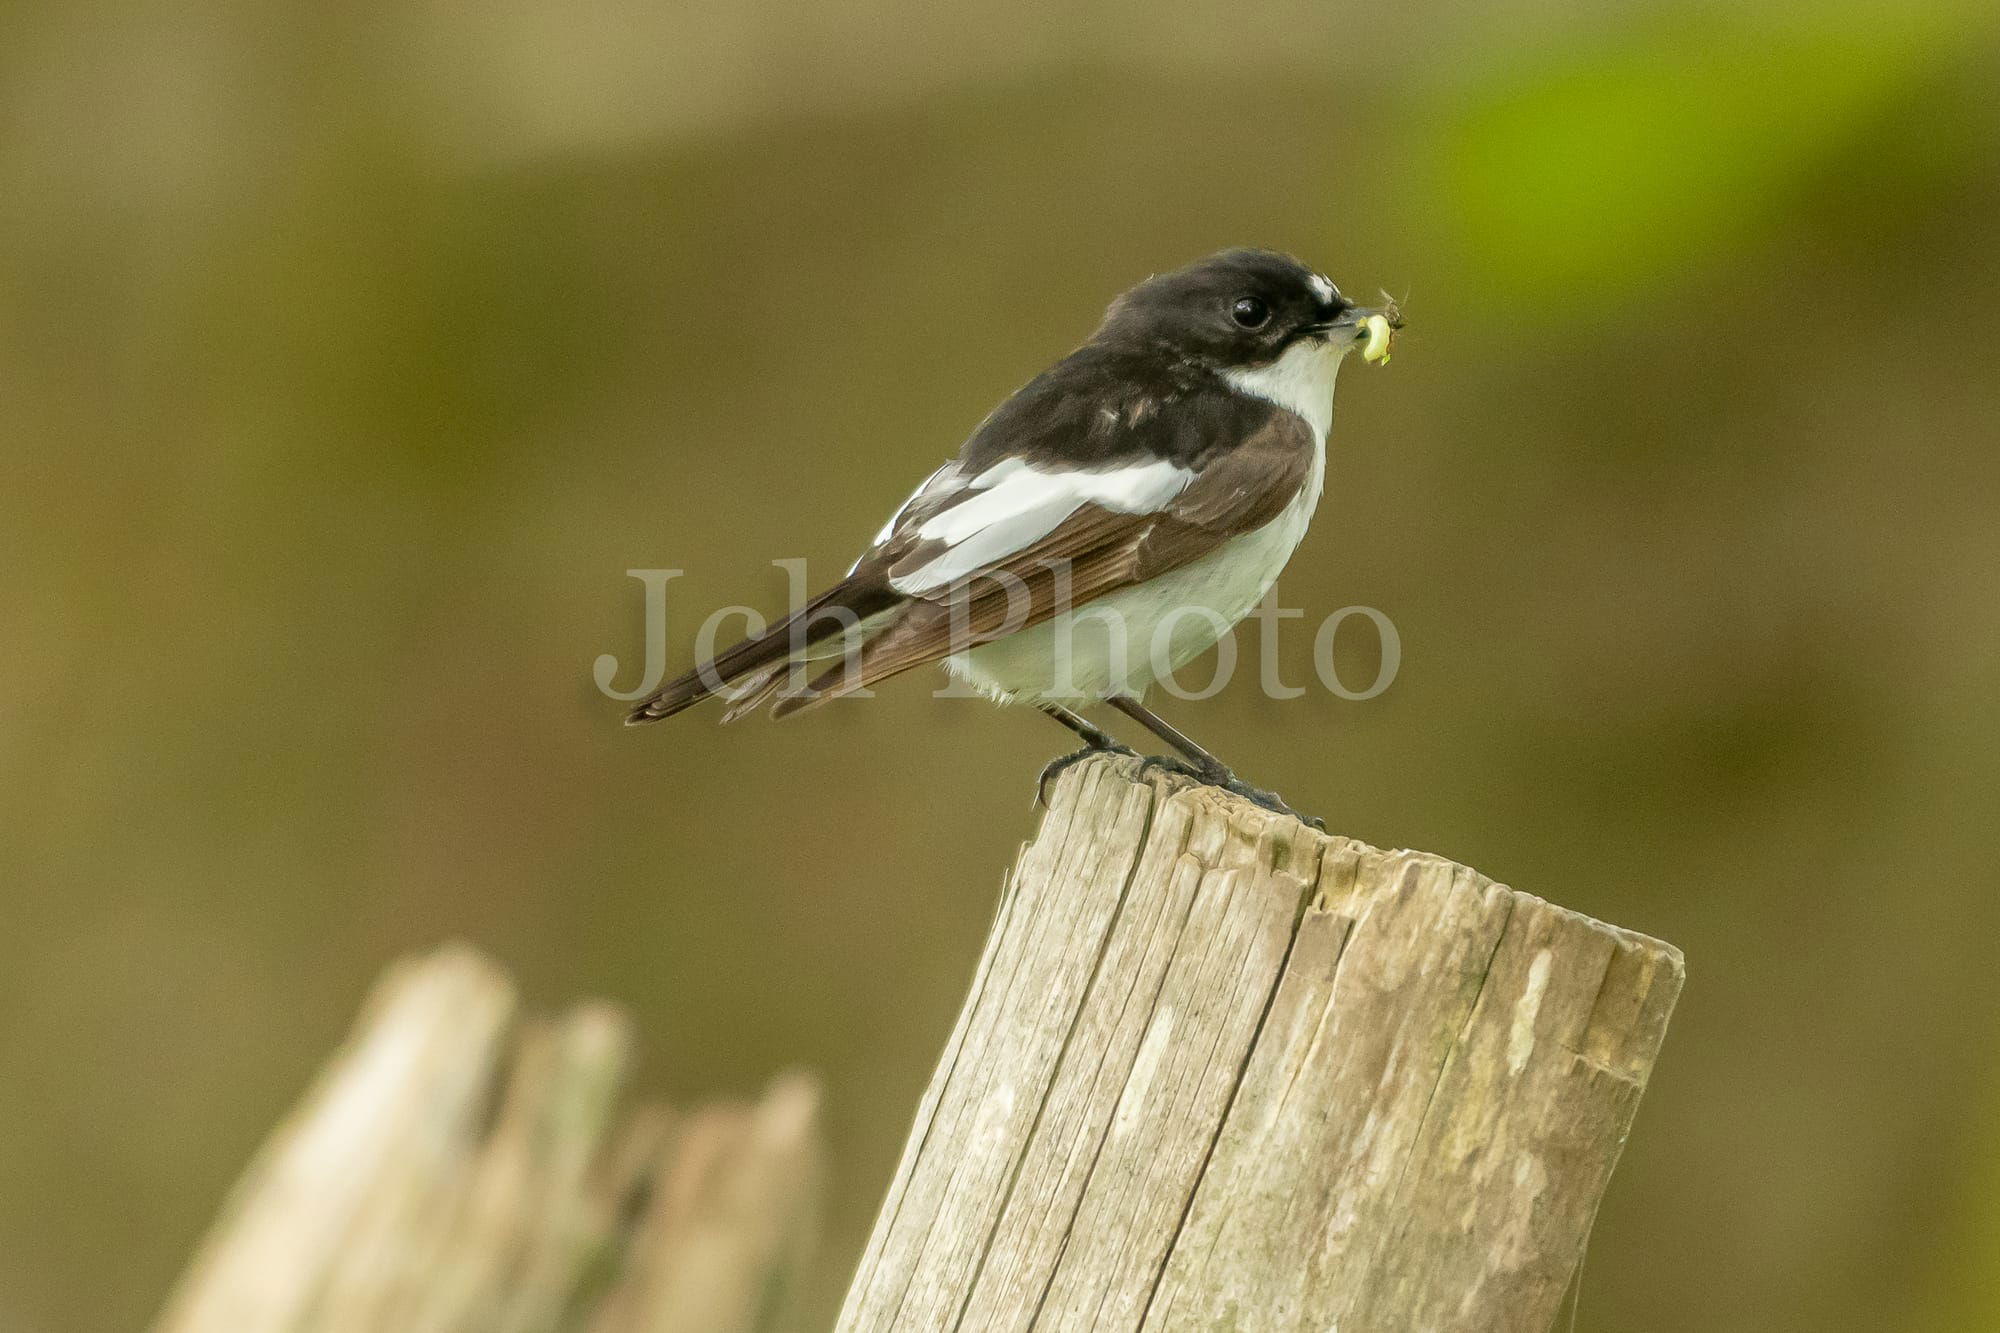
154,944,822,1333
838,756,1683,1333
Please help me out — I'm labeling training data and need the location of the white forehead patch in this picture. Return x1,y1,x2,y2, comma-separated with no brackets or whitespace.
1308,273,1336,304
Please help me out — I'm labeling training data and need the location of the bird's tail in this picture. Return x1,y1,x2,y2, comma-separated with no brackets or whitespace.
623,578,900,725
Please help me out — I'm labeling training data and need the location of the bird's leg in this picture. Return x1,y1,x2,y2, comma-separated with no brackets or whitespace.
1035,703,1136,806
1106,696,1324,830
1106,696,1230,781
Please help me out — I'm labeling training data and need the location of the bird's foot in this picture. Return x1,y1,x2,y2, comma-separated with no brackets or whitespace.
1036,739,1138,807
1136,755,1324,830
1137,753,1219,785
1220,777,1326,831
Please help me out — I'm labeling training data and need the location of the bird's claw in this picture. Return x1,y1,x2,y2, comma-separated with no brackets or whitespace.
1221,777,1325,830
1135,755,1325,830
1136,754,1213,784
1044,746,1325,830
1036,740,1137,808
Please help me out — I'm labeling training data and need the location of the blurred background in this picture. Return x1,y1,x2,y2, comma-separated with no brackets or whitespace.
4,0,1999,1327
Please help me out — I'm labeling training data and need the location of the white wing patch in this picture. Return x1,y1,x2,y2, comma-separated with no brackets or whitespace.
889,457,1193,594
851,461,967,574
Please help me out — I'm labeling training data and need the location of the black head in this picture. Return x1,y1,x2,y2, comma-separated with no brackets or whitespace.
1095,249,1354,367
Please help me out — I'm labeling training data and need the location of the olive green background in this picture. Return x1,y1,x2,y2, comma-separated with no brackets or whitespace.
4,1,1999,1328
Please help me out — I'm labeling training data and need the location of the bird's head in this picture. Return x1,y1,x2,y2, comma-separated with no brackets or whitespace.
1097,248,1398,371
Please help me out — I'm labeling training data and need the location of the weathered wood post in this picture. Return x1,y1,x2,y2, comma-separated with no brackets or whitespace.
155,945,823,1333
839,756,1683,1332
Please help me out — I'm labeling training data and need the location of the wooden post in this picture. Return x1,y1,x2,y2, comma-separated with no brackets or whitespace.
838,756,1683,1332
154,945,823,1333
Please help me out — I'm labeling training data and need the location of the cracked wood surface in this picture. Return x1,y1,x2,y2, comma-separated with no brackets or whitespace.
837,756,1683,1333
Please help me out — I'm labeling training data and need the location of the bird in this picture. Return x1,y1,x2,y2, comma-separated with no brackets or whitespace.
626,248,1398,825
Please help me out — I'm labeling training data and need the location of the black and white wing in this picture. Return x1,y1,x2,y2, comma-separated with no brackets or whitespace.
629,357,1317,723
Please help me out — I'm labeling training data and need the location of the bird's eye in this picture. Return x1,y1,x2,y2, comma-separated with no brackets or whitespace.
1230,296,1270,329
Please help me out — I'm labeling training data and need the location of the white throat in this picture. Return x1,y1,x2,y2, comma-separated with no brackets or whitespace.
1222,338,1344,443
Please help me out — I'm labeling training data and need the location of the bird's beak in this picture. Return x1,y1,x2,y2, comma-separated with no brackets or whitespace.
1305,302,1403,339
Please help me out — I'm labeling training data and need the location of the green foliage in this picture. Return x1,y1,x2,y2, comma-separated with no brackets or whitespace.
1428,4,1979,301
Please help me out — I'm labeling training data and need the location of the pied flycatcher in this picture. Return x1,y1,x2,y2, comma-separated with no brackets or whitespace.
626,248,1398,824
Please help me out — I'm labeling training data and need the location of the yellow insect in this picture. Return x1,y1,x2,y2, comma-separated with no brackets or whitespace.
1359,312,1395,365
